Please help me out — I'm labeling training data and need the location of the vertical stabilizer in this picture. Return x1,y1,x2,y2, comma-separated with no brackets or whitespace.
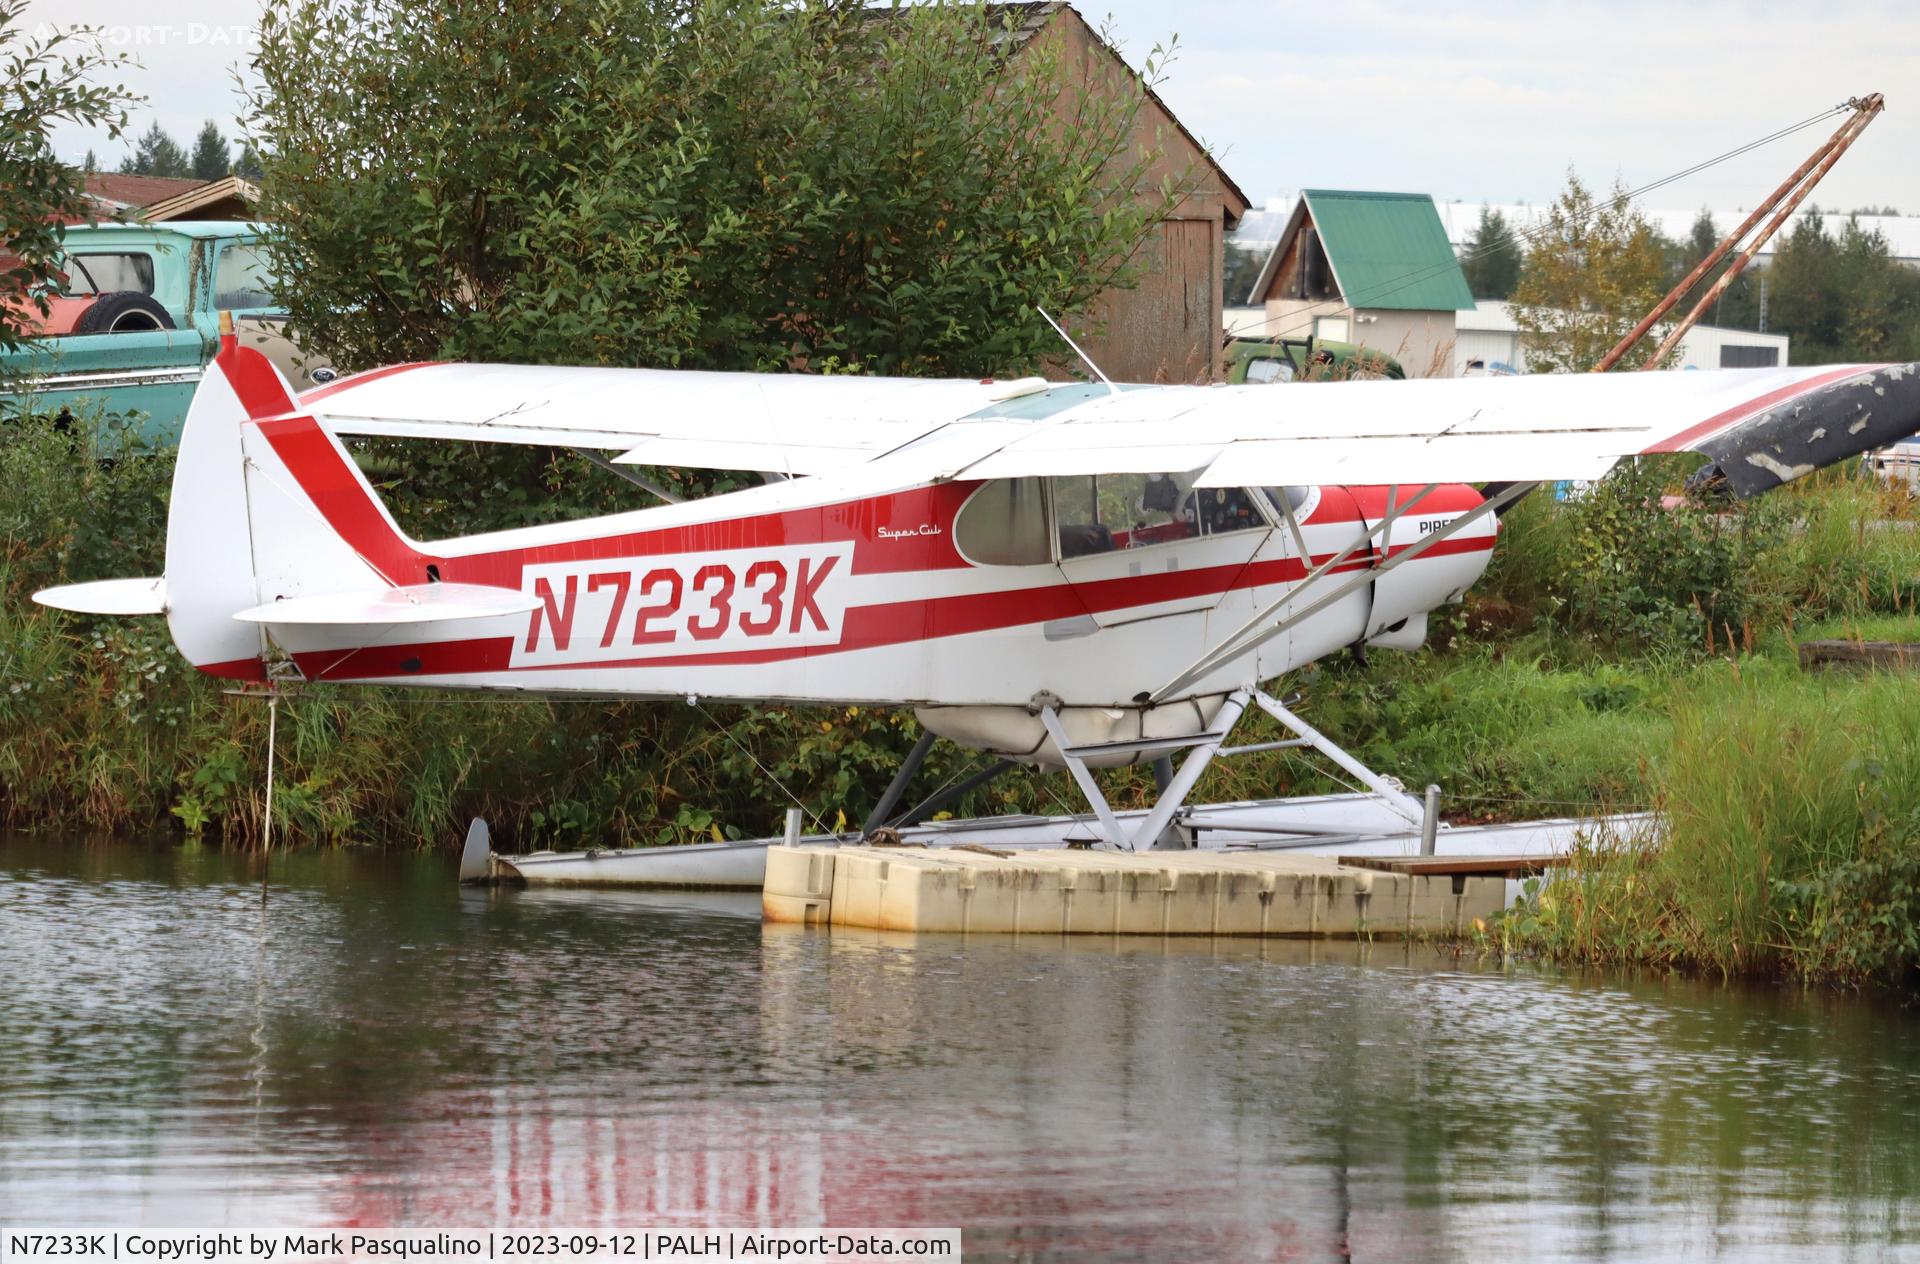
163,336,289,678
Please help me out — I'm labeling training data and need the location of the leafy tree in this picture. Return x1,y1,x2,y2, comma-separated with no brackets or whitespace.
118,121,190,177
189,120,231,182
1657,207,1734,327
243,0,1193,377
0,3,138,356
1510,172,1673,373
82,147,97,175
1459,206,1520,300
1687,208,1719,262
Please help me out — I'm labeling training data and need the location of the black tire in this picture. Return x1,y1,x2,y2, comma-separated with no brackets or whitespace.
75,291,174,334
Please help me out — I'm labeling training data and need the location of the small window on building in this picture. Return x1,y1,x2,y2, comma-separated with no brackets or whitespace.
1719,344,1780,369
65,253,154,296
1314,316,1349,343
954,478,1051,566
214,244,276,310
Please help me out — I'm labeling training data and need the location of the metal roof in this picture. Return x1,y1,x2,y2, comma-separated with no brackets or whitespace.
1296,190,1475,312
58,220,262,240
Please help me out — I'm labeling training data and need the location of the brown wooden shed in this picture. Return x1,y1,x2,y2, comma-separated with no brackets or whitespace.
998,4,1250,383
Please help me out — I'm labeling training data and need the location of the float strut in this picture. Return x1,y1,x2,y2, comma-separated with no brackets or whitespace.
1129,692,1251,850
863,730,936,836
893,758,1019,830
1251,689,1428,826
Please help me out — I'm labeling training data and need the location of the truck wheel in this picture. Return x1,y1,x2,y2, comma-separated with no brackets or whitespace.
75,292,174,334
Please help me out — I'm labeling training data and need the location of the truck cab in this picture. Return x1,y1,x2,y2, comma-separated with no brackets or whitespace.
3,221,330,443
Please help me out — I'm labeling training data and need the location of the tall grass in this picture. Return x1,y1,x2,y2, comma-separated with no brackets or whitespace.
1511,659,1920,986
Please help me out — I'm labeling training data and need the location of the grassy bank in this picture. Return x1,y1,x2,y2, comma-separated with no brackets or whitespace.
9,415,1920,987
1502,660,1920,988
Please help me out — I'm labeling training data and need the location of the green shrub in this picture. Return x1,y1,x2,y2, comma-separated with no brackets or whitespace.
1481,461,1920,653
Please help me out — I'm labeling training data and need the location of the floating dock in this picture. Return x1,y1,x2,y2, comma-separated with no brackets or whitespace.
760,844,1510,937
479,791,1650,892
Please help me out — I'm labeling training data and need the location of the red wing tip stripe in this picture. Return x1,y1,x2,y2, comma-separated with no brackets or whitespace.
1641,366,1869,454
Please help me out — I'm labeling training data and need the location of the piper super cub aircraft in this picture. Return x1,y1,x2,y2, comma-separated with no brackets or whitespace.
35,330,1920,850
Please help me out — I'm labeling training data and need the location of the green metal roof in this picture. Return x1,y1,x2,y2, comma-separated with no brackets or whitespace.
1301,190,1475,312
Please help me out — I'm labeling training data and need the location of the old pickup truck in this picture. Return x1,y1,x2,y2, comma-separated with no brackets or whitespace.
2,221,331,443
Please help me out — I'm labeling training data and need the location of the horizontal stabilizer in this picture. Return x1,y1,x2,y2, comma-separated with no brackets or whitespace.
234,583,540,626
33,577,167,615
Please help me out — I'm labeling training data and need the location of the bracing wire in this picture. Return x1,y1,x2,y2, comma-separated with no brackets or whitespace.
692,700,834,837
1229,101,1857,346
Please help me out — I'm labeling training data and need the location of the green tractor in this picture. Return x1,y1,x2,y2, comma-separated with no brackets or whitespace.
1224,335,1405,385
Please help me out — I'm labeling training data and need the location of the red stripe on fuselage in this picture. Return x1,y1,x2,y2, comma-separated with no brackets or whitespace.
285,534,1494,682
218,339,298,419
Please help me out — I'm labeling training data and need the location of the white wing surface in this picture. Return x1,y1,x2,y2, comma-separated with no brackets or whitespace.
298,360,1920,498
940,364,1920,497
303,363,1051,475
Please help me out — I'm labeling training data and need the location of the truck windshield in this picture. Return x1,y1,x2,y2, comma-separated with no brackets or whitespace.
214,244,277,310
66,253,155,296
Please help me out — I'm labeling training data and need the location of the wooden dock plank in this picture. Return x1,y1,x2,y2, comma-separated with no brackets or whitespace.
1337,854,1562,879
1798,639,1920,671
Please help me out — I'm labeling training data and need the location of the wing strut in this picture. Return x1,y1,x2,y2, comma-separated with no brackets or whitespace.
576,449,682,505
1151,481,1536,704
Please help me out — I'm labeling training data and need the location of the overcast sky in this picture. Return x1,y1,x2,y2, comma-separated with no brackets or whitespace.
25,0,1920,218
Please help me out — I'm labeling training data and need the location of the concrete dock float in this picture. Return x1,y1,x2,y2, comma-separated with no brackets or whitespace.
761,844,1507,937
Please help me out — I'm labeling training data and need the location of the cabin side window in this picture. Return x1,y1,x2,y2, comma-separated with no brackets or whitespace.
953,478,1051,566
1050,473,1268,555
1056,473,1187,554
1262,485,1311,516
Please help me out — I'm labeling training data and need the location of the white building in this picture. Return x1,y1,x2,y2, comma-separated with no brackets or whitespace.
1453,301,1789,376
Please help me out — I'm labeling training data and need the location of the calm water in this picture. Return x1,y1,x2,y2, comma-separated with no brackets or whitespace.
2,837,1918,1261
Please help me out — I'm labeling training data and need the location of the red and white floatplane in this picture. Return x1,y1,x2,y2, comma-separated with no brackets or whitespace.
36,330,1920,886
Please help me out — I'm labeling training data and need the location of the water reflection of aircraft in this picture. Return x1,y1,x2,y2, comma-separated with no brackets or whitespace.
327,920,1463,1257
37,331,1920,847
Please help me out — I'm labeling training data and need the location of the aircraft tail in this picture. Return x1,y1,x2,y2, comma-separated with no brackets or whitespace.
40,333,536,680
164,334,417,679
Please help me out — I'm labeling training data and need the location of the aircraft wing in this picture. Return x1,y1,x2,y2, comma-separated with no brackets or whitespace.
301,359,1920,498
301,362,1052,476
941,363,1920,498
